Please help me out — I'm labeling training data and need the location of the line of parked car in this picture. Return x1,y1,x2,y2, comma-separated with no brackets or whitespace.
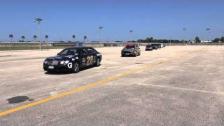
43,43,165,73
121,43,165,57
145,43,165,51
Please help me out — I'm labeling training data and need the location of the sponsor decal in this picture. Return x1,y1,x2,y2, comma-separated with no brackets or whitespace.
67,63,73,69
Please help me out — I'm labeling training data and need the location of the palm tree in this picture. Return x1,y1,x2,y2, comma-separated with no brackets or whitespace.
182,28,187,43
84,35,87,42
45,35,48,39
98,26,103,42
206,28,211,41
45,35,49,42
44,35,49,49
34,17,43,50
33,35,37,41
206,28,211,31
72,35,76,42
9,34,14,42
21,36,25,42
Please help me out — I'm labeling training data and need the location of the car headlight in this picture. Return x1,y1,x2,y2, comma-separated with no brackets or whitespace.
60,61,65,64
60,60,70,65
65,60,69,64
44,60,48,64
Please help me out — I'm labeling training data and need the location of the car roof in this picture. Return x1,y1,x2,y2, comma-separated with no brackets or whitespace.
63,47,93,50
126,44,138,46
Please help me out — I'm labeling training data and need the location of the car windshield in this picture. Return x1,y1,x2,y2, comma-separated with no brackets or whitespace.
58,49,77,56
125,45,135,49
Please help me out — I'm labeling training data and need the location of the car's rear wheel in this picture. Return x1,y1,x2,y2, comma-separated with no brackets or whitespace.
73,62,80,73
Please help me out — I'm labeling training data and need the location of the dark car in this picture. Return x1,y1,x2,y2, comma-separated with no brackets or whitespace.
151,43,162,50
121,44,141,57
145,44,154,51
43,47,102,73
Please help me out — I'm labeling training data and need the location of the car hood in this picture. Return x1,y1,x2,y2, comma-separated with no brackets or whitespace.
122,48,134,52
46,55,74,61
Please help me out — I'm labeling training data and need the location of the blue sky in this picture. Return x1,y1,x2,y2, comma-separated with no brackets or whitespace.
0,0,223,41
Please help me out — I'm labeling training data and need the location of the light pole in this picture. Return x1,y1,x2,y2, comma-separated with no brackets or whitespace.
182,27,188,44
182,27,187,43
34,17,43,50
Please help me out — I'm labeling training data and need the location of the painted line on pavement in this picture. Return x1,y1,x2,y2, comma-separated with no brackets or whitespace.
0,61,165,117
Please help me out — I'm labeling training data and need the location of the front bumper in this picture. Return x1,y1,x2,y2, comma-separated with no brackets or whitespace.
121,51,135,56
145,48,153,51
43,64,72,72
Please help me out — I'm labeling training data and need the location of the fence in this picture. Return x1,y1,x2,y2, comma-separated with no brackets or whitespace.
0,42,223,50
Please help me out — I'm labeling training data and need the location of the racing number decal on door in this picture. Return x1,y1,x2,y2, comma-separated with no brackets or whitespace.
86,56,94,65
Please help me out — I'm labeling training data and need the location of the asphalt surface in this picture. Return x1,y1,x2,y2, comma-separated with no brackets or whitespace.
0,46,224,126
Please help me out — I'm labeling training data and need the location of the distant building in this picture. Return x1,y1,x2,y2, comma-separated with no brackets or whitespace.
201,40,212,43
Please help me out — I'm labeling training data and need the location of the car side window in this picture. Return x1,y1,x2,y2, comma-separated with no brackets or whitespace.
80,49,88,55
67,50,75,55
87,48,96,54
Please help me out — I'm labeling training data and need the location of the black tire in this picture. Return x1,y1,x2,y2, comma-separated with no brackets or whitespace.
47,70,54,74
133,52,137,57
73,62,80,73
95,58,101,66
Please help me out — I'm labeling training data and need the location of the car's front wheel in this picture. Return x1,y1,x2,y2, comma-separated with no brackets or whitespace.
95,58,101,67
73,62,80,73
138,52,141,56
47,70,54,74
133,52,137,57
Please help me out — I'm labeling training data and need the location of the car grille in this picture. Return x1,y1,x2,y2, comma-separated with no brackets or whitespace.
52,61,59,65
123,51,132,53
47,60,59,65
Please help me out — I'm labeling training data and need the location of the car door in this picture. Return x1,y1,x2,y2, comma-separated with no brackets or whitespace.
79,48,88,67
86,48,96,66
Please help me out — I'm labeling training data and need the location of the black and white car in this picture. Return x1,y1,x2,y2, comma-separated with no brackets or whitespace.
43,47,102,73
